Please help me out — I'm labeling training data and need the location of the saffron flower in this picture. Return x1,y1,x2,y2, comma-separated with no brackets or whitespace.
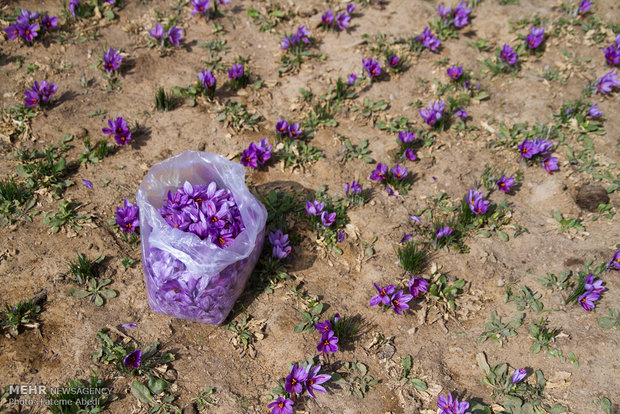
518,139,536,159
337,230,346,242
578,290,600,311
437,393,471,414
149,24,164,40
321,9,334,26
419,101,446,127
526,26,545,49
20,22,39,43
287,122,302,138
578,0,591,15
388,55,400,68
467,189,490,215
24,80,58,108
512,368,527,383
317,330,339,354
123,349,142,369
348,73,357,85
447,65,463,80
4,24,21,40
167,26,183,46
314,320,332,335
584,274,605,294
69,0,79,18
190,0,209,15
267,397,294,414
344,181,362,196
102,116,132,145
455,109,468,121
436,226,452,239
336,12,351,30
499,44,518,65
305,200,325,216
401,233,412,243
417,27,441,51
438,4,452,18
228,63,245,88
241,138,272,168
496,175,515,193
346,4,356,14
321,211,336,227
270,230,291,259
304,365,331,398
370,283,394,306
588,104,603,119
198,70,216,97
603,44,620,66
410,214,422,224
542,157,558,174
285,364,308,395
41,15,58,30
102,48,124,73
390,290,413,315
390,164,407,180
116,199,140,232
404,148,417,161
275,118,289,135
370,163,388,182
122,323,136,329
596,70,619,95
408,277,429,298
82,179,93,189
398,131,416,143
607,249,620,272
362,58,382,80
453,2,472,28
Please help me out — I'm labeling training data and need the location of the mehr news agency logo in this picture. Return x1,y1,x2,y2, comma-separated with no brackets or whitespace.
4,384,113,407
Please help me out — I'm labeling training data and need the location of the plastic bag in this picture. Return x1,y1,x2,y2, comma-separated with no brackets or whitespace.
136,151,267,324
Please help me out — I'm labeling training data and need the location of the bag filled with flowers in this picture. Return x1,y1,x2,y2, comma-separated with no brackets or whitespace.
136,151,267,324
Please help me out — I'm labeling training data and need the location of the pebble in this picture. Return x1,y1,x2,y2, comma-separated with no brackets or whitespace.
497,278,505,287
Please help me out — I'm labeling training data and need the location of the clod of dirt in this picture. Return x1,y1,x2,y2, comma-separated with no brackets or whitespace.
575,183,609,212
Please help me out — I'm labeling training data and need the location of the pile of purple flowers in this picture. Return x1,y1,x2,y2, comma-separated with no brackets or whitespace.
23,80,58,108
276,118,303,140
315,316,340,356
281,26,311,51
115,199,140,233
269,230,291,259
320,4,355,31
466,189,490,216
437,393,471,414
419,100,446,128
102,116,132,146
198,70,217,98
526,26,545,50
414,27,441,52
362,58,382,81
102,48,124,73
4,9,57,43
268,363,331,414
578,274,605,311
596,70,619,95
305,200,336,227
499,44,519,67
157,181,245,248
241,138,273,168
149,24,184,47
603,35,620,66
437,2,472,29
517,138,558,174
370,283,413,315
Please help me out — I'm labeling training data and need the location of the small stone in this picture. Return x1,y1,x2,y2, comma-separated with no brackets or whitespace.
380,344,396,360
497,278,505,287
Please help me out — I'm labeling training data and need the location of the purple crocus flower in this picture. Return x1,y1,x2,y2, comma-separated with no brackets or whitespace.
410,214,422,224
18,9,39,23
607,249,620,272
518,139,536,159
344,181,362,196
304,365,331,399
348,73,357,85
603,45,620,66
408,277,429,298
584,274,605,294
41,15,58,30
149,24,164,40
578,290,600,311
436,226,452,239
275,118,289,135
588,103,603,118
419,27,441,51
496,175,515,192
102,48,124,72
453,2,472,28
123,349,142,369
500,44,518,65
20,22,39,43
305,200,325,216
447,65,463,80
526,26,545,49
240,144,258,168
317,330,339,354
512,368,527,383
467,189,489,216
314,320,332,335
337,230,346,242
438,393,471,414
116,199,140,232
419,101,445,127
122,323,137,329
228,63,244,80
102,117,131,145
296,25,311,44
404,148,417,161
321,211,336,227
455,109,468,120
167,26,183,46
69,0,79,18
390,290,413,315
198,70,216,90
267,397,294,414
336,12,351,30
321,9,335,25
4,24,21,40
82,179,93,188
578,0,591,14
596,70,619,95
370,163,388,182
287,122,302,138
370,283,395,306
285,364,308,395
190,0,209,15
273,243,292,259
388,55,400,68
398,131,416,143
256,137,272,164
391,164,407,180
362,58,381,80
438,4,452,18
346,4,356,14
542,157,559,174
24,89,40,108
401,233,412,243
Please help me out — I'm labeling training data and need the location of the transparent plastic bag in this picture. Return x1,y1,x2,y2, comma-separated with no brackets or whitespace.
136,151,267,324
